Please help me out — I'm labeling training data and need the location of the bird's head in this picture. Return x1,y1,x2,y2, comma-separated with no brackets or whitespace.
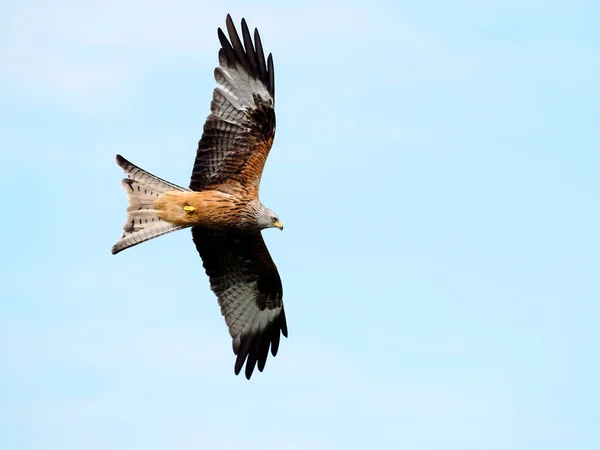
258,204,283,231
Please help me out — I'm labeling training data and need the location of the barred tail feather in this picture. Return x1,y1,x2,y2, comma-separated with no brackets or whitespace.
111,154,190,255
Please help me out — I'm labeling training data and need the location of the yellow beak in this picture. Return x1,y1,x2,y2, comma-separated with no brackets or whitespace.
273,220,284,230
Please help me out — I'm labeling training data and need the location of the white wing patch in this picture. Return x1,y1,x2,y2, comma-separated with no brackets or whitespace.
215,66,272,115
219,281,282,346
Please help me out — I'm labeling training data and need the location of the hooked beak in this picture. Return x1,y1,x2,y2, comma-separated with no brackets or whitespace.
273,220,284,231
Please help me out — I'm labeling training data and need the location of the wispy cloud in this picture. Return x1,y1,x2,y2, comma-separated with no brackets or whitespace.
5,317,572,449
4,2,598,449
1,0,466,115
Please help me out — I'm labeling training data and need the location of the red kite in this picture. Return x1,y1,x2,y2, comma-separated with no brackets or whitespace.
112,15,287,379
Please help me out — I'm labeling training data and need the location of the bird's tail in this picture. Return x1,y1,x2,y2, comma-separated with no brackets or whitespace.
112,154,189,255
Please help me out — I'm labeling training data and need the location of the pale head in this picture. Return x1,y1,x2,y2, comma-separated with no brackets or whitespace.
258,204,283,230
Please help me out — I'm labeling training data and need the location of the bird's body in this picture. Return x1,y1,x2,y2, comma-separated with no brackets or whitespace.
111,15,287,379
153,189,262,231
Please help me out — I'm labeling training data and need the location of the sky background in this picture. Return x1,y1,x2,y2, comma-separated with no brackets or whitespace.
1,1,599,449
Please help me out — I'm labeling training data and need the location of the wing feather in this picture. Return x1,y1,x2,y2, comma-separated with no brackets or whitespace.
217,28,237,67
225,15,251,71
267,53,275,99
190,15,276,192
241,19,259,76
191,227,287,379
254,29,268,87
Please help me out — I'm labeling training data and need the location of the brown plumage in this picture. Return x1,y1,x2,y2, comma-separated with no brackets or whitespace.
111,14,287,379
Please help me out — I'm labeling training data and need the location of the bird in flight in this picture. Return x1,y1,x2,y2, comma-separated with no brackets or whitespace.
111,14,287,379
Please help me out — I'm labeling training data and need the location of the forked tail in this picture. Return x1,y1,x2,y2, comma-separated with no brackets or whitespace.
112,154,189,255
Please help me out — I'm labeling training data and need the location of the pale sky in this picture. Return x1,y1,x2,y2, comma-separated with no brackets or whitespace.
1,1,599,449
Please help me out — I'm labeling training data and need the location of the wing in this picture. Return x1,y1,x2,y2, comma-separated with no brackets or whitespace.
191,227,287,379
190,14,276,193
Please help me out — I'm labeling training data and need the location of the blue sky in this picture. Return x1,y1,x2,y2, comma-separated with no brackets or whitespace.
1,0,599,449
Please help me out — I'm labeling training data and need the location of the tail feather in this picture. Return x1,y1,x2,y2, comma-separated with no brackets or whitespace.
115,154,187,192
112,154,190,255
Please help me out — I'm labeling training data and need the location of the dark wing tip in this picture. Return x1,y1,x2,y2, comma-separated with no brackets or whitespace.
217,27,236,68
218,15,273,97
267,53,275,100
233,312,287,380
225,15,250,71
280,307,288,338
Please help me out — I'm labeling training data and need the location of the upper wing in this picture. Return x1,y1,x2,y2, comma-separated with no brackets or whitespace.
189,14,276,193
191,227,287,379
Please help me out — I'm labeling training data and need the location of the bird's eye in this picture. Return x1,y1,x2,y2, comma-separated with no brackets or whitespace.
272,217,278,223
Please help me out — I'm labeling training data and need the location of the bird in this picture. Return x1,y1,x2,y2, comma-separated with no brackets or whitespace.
111,14,287,380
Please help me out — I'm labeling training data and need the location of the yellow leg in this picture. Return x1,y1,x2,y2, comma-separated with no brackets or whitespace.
183,205,196,216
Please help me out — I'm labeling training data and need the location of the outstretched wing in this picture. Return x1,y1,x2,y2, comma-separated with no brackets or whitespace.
190,14,276,193
191,227,288,379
